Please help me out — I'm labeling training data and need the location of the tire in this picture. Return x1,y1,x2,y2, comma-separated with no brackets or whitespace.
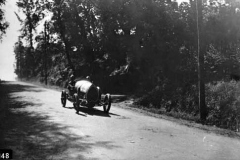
103,93,111,113
61,90,67,107
73,93,80,112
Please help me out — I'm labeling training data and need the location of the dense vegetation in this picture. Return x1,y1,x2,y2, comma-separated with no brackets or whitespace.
13,0,240,131
0,0,9,41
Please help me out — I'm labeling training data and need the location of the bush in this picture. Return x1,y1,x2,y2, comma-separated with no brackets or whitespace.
134,80,240,131
134,85,167,108
134,82,199,114
206,81,240,131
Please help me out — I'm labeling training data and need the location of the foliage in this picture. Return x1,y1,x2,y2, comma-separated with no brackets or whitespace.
14,39,26,77
206,81,240,130
0,0,9,41
134,83,198,114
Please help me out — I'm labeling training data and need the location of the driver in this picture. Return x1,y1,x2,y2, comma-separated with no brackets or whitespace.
68,74,76,96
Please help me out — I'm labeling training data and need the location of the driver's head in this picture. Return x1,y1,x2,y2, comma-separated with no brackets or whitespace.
70,74,75,80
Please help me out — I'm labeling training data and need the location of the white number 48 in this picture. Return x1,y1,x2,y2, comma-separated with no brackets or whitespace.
1,153,9,159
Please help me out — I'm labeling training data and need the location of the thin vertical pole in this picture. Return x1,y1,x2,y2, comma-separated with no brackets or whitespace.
196,0,207,122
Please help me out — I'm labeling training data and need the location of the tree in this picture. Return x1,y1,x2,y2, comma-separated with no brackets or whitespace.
16,0,46,48
15,0,46,76
14,37,26,78
0,0,9,41
43,21,49,85
50,0,73,68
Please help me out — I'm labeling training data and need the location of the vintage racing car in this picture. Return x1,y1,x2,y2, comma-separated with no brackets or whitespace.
61,78,111,113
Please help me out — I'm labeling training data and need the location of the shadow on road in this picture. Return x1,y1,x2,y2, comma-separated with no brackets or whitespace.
63,106,75,110
62,100,121,117
76,107,111,117
0,81,120,160
3,81,46,93
63,104,120,117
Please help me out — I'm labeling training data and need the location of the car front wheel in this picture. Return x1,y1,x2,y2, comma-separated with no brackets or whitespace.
103,93,111,113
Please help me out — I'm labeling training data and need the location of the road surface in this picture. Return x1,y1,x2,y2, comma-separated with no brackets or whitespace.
1,81,240,160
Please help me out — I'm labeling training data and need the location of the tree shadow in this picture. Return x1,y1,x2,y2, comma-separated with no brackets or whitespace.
3,81,46,93
0,81,120,160
6,97,43,109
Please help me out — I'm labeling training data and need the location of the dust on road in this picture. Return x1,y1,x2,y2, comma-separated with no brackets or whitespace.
1,81,240,160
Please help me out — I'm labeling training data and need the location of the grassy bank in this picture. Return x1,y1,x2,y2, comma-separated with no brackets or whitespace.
134,81,240,133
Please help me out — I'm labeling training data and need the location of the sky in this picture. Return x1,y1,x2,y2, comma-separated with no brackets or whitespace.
0,0,188,81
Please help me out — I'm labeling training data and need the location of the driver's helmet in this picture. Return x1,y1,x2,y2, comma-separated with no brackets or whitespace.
86,76,92,81
70,74,75,81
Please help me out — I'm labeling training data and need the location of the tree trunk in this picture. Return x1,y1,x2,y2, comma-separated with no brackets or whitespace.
27,13,35,76
196,0,207,122
44,21,48,85
57,7,73,68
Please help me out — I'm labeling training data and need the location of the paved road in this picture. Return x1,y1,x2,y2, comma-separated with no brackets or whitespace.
2,81,240,160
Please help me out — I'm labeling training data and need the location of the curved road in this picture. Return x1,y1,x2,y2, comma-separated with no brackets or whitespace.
2,81,240,160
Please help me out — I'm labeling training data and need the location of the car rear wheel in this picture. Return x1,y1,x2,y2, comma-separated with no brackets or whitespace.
103,93,111,113
61,90,67,107
73,93,80,112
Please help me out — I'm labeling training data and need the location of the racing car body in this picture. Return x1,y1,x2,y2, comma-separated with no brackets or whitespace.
61,78,111,113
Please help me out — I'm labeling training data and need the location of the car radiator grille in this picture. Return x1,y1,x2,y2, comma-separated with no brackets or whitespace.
87,86,99,102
